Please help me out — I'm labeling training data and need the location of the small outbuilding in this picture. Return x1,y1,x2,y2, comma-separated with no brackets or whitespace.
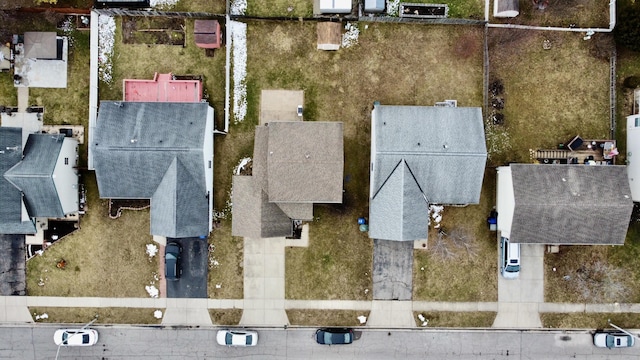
317,22,341,51
365,0,385,12
493,0,519,18
314,0,352,14
194,20,221,49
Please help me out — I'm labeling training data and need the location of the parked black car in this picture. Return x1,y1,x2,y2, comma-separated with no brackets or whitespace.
165,242,182,281
315,328,354,345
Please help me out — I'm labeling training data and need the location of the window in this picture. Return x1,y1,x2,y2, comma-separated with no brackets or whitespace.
636,117,640,127
64,157,69,165
208,160,212,168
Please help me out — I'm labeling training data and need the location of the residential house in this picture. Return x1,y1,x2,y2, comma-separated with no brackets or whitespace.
0,127,79,235
91,102,214,238
368,103,487,242
496,164,633,245
232,121,344,238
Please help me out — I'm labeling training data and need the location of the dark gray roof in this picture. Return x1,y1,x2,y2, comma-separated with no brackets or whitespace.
369,104,487,241
510,164,633,245
5,134,65,218
0,234,26,295
92,102,211,237
0,128,35,234
150,158,209,238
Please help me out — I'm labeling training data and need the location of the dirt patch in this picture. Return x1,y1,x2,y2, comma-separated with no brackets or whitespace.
109,199,150,218
122,16,185,46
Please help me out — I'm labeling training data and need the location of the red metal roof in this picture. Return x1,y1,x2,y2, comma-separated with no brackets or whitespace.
123,73,203,102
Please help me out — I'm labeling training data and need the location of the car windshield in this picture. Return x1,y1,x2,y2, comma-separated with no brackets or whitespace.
245,335,252,345
225,333,233,344
506,265,520,272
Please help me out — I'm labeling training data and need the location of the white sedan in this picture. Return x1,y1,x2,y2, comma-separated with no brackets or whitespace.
216,329,258,346
593,331,635,348
54,329,99,346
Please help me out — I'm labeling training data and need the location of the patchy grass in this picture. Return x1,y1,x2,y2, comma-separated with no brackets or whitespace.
30,307,162,324
615,48,640,157
247,0,312,17
413,169,498,302
245,20,483,300
209,309,243,325
491,0,609,28
27,173,159,297
208,219,244,299
413,311,496,327
287,310,370,326
544,225,640,303
488,29,610,165
173,0,227,14
286,206,373,300
541,313,640,329
407,0,484,19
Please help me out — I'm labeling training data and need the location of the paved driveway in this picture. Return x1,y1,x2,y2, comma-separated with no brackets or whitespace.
493,243,544,328
372,239,413,300
165,237,208,298
0,234,26,296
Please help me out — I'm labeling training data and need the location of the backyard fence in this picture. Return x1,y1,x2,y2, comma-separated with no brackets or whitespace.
610,47,617,139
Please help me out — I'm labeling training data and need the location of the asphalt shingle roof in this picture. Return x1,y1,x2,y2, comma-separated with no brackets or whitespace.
92,102,211,238
509,164,633,245
0,128,35,234
5,134,66,218
369,104,487,241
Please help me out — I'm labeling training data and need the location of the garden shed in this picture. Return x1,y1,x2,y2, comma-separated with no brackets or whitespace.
365,0,385,12
493,0,519,17
194,20,221,49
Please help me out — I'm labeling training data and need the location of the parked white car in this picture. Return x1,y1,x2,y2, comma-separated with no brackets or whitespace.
593,331,635,348
53,329,99,346
216,329,258,346
500,236,520,279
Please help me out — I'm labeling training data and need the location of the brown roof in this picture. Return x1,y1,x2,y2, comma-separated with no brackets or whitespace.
193,20,220,49
23,32,57,59
266,121,344,203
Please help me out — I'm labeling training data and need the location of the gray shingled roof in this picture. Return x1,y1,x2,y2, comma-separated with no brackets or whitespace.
369,160,430,241
369,104,487,241
266,121,344,203
0,128,35,234
5,134,65,218
92,102,211,238
510,164,633,245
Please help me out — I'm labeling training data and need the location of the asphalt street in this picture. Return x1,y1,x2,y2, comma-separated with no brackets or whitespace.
165,237,208,298
2,325,640,360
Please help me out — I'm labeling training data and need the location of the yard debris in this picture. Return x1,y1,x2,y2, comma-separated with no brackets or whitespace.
357,315,367,324
429,205,444,228
146,244,158,258
342,22,360,48
98,15,115,84
417,313,429,326
215,283,222,289
145,285,159,298
153,310,163,319
230,21,248,123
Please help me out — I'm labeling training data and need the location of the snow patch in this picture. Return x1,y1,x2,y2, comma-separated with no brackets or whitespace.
153,310,163,319
429,205,444,228
234,157,251,175
98,15,115,84
146,244,158,258
357,315,367,324
230,0,247,15
387,0,401,16
150,0,178,7
230,21,247,123
145,285,159,298
215,283,222,289
34,313,49,321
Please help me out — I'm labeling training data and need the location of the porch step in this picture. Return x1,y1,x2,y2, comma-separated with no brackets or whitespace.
535,149,569,159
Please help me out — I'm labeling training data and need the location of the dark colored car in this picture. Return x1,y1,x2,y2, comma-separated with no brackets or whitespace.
315,328,354,345
165,242,182,281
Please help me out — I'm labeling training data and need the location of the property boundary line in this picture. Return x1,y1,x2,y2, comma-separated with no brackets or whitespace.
610,47,617,139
